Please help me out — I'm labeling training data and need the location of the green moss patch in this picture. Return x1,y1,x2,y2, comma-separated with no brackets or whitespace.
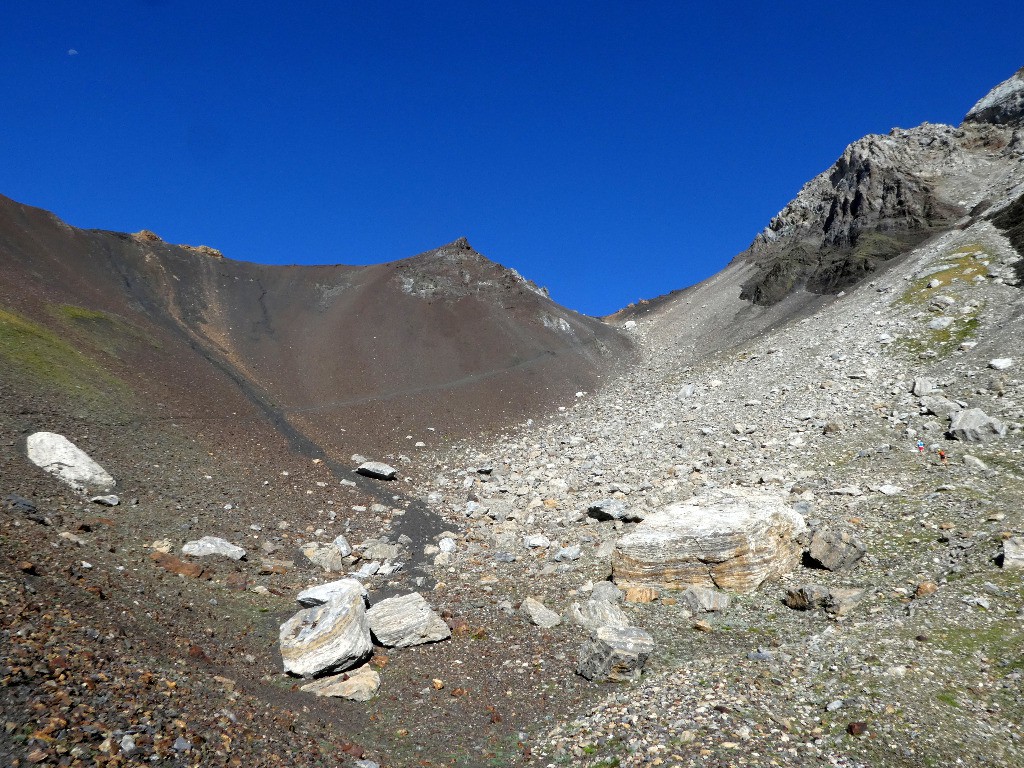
50,303,160,359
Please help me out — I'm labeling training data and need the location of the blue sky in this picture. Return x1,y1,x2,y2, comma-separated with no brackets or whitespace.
2,2,1022,316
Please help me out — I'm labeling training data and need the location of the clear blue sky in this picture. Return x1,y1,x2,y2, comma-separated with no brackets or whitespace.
2,2,1022,316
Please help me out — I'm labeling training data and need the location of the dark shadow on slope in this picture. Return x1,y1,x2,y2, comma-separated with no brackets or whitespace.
990,190,1024,284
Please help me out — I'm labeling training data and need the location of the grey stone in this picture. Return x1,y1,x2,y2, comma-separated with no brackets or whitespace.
279,592,372,677
1002,537,1024,569
26,432,115,493
181,536,246,561
356,461,398,480
570,598,630,632
963,454,988,471
90,494,120,506
591,581,624,603
949,408,1007,442
521,597,561,628
577,626,655,682
679,585,730,612
911,377,936,397
554,544,582,562
366,592,450,647
300,663,380,701
920,395,961,418
297,578,366,608
299,541,347,572
332,535,353,557
523,534,551,549
807,526,865,571
989,357,1014,370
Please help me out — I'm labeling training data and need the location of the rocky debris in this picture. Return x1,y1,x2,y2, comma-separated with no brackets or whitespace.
569,598,631,632
299,540,348,572
948,407,1007,442
280,591,373,677
181,536,246,560
25,431,114,492
149,551,208,579
366,592,450,647
300,663,381,701
784,584,865,616
612,490,806,593
90,494,119,506
356,461,398,480
297,577,366,608
1002,537,1024,569
679,585,730,613
807,525,866,571
520,596,561,628
2,493,58,525
577,626,655,682
587,498,643,523
964,66,1024,125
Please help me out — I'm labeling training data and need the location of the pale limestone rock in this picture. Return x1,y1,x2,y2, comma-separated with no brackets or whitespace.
366,592,450,647
280,591,372,678
356,461,397,480
26,432,114,493
181,536,246,561
612,490,806,594
300,541,347,573
578,626,655,682
679,585,730,612
1002,538,1024,569
570,598,630,633
297,578,366,608
300,664,380,701
520,597,561,628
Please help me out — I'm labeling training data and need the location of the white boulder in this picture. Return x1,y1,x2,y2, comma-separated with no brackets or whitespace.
26,432,114,493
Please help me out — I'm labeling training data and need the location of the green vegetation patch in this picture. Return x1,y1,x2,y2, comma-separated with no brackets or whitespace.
0,305,126,402
895,244,990,307
50,303,160,359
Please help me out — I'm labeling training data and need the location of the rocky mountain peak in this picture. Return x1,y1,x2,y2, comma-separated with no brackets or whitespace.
963,66,1024,126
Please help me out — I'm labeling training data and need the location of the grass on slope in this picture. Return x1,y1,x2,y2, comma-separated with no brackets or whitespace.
0,305,127,406
50,303,161,360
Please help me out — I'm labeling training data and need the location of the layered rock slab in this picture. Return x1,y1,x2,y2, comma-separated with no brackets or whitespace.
366,592,450,647
26,432,114,493
578,626,655,683
300,664,380,701
280,588,372,678
612,490,806,593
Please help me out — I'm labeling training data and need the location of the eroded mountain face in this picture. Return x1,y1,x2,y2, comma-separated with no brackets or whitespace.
739,68,1024,306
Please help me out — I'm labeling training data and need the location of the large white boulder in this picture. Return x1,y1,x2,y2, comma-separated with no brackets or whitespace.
612,490,806,594
181,536,246,560
280,591,372,678
26,432,114,493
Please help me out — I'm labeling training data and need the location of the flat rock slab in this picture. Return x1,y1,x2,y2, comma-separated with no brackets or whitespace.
570,598,630,633
181,536,246,561
366,592,450,647
26,432,114,493
785,584,865,616
612,490,807,594
297,578,366,608
300,663,380,701
578,626,655,682
356,462,398,480
280,591,372,678
520,596,561,628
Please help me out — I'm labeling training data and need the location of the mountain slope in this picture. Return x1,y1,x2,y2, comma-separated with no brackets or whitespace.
0,197,632,458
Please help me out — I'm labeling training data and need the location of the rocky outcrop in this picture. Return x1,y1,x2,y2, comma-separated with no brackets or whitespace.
964,67,1024,126
577,626,655,683
280,591,373,678
612,490,806,594
366,592,450,647
26,432,114,493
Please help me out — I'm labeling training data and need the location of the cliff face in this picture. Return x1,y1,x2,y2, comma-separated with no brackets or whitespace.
738,68,1024,305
